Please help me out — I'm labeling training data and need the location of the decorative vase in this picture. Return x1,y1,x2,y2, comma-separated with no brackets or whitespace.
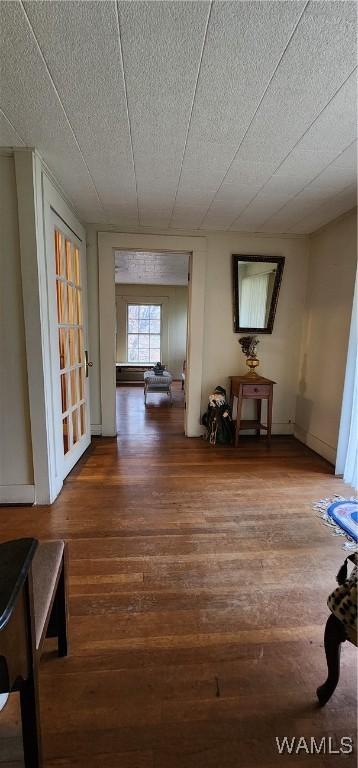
245,357,260,377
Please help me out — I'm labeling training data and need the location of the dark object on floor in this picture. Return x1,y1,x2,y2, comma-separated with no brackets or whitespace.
181,359,186,390
202,386,234,445
0,538,68,767
317,552,357,705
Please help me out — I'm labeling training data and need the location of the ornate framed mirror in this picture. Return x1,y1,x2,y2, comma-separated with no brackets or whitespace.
232,254,285,334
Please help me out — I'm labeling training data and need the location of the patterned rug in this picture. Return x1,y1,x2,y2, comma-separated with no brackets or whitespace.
315,495,358,549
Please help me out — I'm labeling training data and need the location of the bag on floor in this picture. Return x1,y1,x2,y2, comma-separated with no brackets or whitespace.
202,386,234,445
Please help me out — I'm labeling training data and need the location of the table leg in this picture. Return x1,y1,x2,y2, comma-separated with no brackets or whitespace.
256,399,261,438
235,391,243,447
267,391,273,442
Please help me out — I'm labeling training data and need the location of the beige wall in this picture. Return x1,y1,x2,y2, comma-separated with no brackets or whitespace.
295,209,357,463
201,232,309,429
87,225,309,434
0,154,33,498
116,283,188,378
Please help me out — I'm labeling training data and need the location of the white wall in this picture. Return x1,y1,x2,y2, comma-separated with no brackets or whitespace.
87,225,309,435
295,209,357,463
201,232,309,430
0,154,34,502
116,283,188,378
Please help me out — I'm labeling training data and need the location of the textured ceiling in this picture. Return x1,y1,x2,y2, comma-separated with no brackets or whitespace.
0,1,356,234
115,250,189,285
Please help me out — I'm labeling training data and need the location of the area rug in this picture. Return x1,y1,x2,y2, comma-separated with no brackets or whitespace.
314,495,358,549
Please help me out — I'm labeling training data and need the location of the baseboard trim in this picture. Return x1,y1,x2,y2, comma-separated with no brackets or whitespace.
0,485,35,505
91,425,102,436
294,426,336,465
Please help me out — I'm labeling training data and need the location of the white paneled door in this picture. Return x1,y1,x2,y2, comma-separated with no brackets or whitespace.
49,212,91,481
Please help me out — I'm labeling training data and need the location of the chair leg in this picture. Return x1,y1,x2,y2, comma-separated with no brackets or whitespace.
20,672,42,768
317,613,347,706
47,557,68,657
56,560,68,657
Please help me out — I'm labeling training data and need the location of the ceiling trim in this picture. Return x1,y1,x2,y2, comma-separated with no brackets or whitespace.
308,205,357,239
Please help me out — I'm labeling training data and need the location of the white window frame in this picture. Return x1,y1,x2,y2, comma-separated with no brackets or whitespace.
126,302,162,364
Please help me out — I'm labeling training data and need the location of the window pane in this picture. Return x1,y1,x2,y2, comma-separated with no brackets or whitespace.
72,408,79,446
65,240,73,282
55,231,63,275
80,403,86,437
73,247,80,285
139,318,149,333
150,334,161,349
75,288,83,324
139,305,150,319
150,318,160,334
56,280,66,323
127,305,161,364
128,305,139,319
138,334,149,350
128,347,138,363
128,317,138,333
63,416,69,454
128,334,139,362
59,328,68,370
79,366,85,400
60,373,68,414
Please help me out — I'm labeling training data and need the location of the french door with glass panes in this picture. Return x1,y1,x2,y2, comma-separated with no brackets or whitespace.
49,212,91,480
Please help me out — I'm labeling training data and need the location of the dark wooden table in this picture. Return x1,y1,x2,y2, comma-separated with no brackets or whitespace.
229,375,275,446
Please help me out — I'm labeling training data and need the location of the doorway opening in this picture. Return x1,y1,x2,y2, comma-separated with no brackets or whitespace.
114,250,190,438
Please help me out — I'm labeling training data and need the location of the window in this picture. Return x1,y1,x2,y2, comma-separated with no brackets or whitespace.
127,304,161,363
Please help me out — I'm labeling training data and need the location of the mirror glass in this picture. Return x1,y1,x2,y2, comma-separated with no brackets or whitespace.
232,255,284,334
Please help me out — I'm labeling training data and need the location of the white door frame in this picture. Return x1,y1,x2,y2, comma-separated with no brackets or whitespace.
98,232,207,437
15,149,87,503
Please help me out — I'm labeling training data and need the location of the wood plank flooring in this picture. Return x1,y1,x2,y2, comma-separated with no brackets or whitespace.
0,383,356,766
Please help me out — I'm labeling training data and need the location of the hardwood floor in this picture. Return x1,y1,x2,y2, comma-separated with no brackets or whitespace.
0,383,356,766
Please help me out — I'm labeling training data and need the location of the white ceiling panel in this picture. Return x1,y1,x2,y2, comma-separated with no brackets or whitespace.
115,250,189,285
23,0,138,221
0,1,356,234
230,0,356,166
293,70,357,155
117,0,210,224
187,1,307,146
0,0,104,222
201,0,357,230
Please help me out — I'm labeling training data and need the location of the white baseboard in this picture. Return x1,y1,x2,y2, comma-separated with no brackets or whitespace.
236,423,294,436
294,426,336,465
91,425,102,436
0,485,35,505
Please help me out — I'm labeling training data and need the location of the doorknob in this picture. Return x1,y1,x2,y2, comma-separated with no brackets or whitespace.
85,350,93,377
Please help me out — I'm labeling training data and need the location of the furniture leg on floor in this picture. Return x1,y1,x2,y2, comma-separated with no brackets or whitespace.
317,613,347,706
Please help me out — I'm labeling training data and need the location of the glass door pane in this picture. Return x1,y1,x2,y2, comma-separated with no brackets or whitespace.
54,228,87,456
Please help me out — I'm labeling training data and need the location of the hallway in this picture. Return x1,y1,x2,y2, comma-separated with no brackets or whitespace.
116,381,185,438
0,387,356,766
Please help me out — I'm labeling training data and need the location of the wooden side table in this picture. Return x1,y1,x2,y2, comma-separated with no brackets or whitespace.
229,375,275,446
